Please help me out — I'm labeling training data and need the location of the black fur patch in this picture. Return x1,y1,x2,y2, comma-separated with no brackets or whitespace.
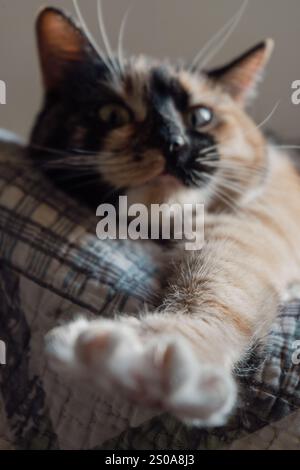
150,67,189,112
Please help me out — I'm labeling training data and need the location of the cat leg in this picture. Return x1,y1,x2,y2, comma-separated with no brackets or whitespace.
46,234,283,426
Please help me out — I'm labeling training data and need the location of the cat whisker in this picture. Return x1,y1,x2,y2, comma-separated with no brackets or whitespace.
59,174,104,190
204,178,242,214
196,158,220,167
47,154,101,164
198,160,268,200
197,154,263,170
43,162,97,170
189,170,201,187
46,170,102,183
254,101,281,132
191,0,248,71
72,0,118,81
200,0,248,70
262,144,300,152
199,101,280,161
117,2,134,76
200,159,266,173
219,164,266,175
196,153,221,163
199,145,218,156
198,173,236,211
72,0,102,56
213,191,242,215
208,158,267,171
204,169,247,195
219,171,266,184
203,164,267,182
27,143,97,157
216,178,246,196
70,148,100,155
97,0,121,78
204,165,288,221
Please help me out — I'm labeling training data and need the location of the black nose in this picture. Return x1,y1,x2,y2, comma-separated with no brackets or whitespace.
169,135,186,156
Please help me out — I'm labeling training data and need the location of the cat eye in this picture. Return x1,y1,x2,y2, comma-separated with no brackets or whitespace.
98,104,131,128
187,106,214,130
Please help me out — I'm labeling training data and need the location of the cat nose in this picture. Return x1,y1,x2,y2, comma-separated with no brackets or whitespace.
169,135,186,156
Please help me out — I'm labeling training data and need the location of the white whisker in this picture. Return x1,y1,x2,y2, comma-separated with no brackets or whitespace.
117,2,134,74
207,181,241,214
72,0,102,57
255,101,281,132
97,0,120,77
200,101,280,160
199,144,218,155
73,0,117,78
192,0,248,71
265,144,300,152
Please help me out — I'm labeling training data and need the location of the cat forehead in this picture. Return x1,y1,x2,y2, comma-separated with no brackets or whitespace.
113,59,213,120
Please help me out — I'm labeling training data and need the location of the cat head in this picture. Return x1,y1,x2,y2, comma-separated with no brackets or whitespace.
30,7,274,210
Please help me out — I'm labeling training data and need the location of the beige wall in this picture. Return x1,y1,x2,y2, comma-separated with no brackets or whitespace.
0,0,300,139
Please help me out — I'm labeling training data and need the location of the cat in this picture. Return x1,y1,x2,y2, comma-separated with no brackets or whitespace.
29,7,300,427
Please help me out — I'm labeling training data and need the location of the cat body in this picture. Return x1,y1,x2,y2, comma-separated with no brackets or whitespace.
29,7,300,426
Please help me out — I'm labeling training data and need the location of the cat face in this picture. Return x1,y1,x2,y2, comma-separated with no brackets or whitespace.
30,8,274,209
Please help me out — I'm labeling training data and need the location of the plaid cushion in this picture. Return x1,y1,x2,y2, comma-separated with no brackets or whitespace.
0,132,299,450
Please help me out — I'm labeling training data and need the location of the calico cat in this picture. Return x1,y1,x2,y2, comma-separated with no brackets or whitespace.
30,7,300,427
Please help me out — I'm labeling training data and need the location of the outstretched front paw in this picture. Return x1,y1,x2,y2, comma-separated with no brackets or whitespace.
45,317,237,427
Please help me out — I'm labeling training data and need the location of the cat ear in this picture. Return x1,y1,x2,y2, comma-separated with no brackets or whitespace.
36,7,94,90
207,39,274,105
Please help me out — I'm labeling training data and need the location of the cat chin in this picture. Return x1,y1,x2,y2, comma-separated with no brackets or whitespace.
149,174,183,187
126,179,203,209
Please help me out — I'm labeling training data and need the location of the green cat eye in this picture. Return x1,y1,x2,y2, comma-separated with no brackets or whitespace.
99,104,131,128
188,106,214,130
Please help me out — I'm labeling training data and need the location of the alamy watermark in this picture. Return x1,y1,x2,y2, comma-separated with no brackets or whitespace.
291,80,300,105
292,341,300,365
0,340,6,365
96,196,205,251
0,79,6,105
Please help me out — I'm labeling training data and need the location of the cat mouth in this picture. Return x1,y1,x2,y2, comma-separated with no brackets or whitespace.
141,161,191,188
148,169,184,187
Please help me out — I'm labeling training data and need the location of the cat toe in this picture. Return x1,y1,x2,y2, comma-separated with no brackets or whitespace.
167,366,237,427
45,317,90,374
74,320,146,393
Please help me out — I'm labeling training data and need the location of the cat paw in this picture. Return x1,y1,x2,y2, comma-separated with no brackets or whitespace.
45,318,237,427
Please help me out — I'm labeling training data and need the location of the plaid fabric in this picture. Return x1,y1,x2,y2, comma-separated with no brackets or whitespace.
0,132,300,450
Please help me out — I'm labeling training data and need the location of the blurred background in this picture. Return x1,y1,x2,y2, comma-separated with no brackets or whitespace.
0,0,299,140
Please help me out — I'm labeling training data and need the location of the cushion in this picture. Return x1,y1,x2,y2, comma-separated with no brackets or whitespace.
0,131,300,450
